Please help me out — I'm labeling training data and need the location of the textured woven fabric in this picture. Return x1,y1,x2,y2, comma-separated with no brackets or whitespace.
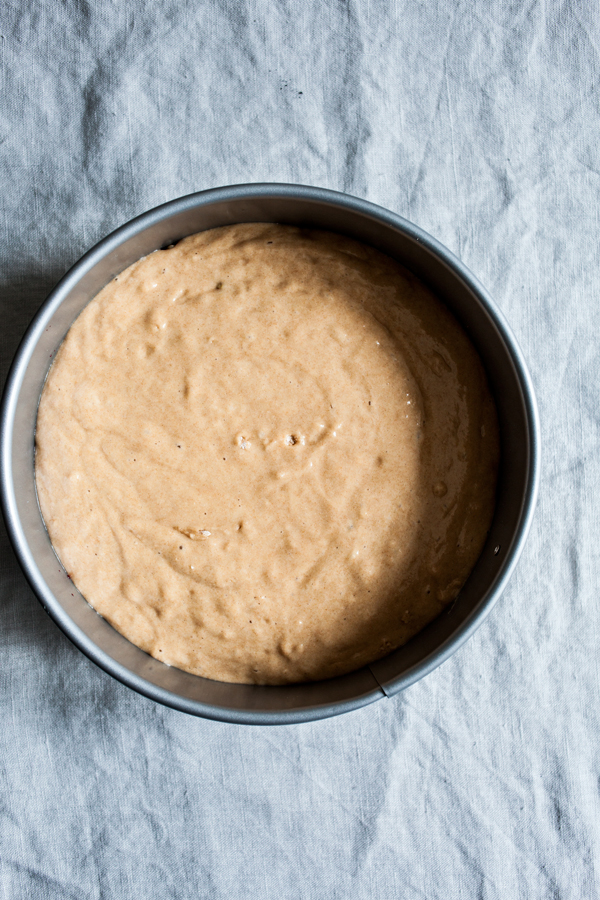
1,2,599,897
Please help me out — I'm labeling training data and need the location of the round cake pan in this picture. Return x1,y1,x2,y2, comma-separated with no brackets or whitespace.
0,184,540,724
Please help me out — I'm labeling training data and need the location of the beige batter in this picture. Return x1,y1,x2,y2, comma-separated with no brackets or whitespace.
35,223,499,685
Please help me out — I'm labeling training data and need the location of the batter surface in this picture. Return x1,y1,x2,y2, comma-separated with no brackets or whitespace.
35,224,499,684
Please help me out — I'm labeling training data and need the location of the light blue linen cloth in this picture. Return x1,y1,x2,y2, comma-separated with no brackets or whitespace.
1,2,598,896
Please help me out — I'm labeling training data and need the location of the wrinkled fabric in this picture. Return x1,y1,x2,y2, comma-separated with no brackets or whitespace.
1,1,599,898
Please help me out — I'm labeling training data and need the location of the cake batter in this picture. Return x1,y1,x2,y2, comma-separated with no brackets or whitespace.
35,224,499,684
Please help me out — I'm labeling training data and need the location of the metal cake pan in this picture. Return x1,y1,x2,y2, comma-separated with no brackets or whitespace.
0,184,540,724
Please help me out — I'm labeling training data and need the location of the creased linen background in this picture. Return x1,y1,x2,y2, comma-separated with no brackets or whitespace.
1,2,599,897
